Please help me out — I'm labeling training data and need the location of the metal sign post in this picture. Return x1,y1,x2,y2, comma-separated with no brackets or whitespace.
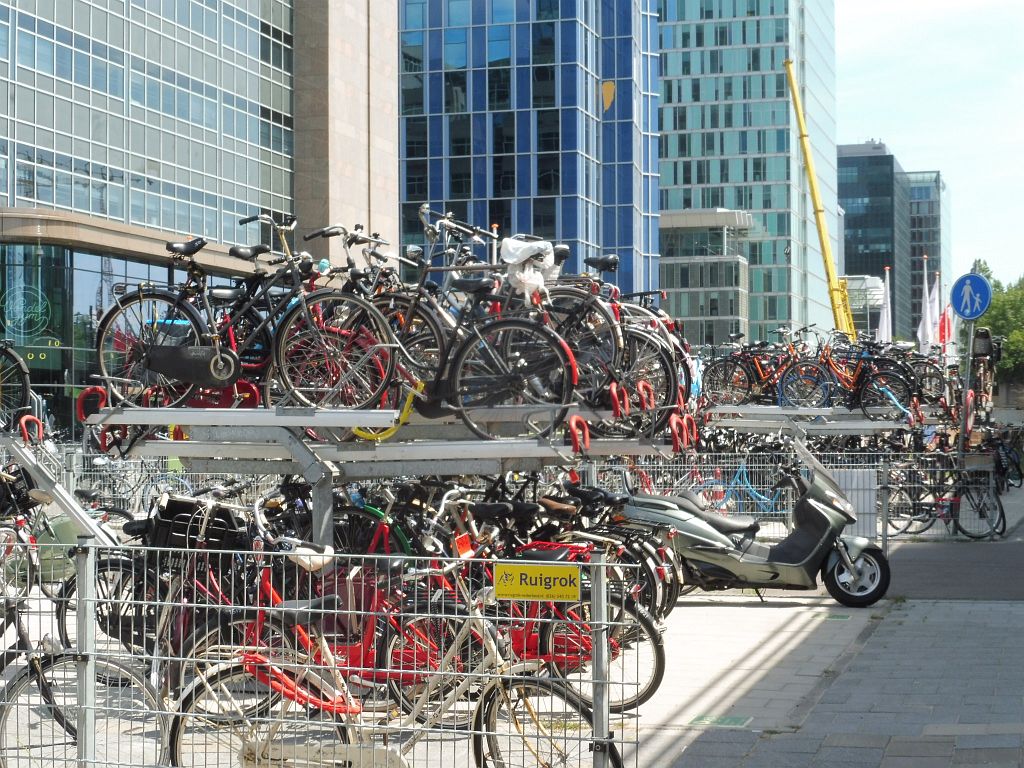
951,272,992,459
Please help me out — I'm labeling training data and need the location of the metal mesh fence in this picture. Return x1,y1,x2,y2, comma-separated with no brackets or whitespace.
0,537,643,767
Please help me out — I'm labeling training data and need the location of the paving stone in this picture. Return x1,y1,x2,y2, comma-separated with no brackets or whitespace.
823,734,892,749
956,734,1024,749
885,737,955,757
952,747,1023,764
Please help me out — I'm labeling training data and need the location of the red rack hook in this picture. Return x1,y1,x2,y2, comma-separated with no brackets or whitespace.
667,413,689,453
681,412,699,445
636,380,655,412
567,414,590,454
18,414,43,445
75,386,107,423
609,382,630,418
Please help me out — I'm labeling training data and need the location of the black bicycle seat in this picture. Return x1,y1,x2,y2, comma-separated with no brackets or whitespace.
229,243,271,261
166,237,208,257
584,254,619,273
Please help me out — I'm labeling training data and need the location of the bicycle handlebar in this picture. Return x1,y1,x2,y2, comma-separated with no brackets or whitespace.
418,203,498,241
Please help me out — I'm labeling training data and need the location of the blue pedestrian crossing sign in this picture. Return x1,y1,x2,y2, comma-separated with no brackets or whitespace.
951,273,992,321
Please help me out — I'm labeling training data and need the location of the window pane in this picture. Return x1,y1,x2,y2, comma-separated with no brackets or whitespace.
449,114,470,155
444,71,467,112
537,154,559,195
444,28,466,70
448,0,470,25
537,109,559,151
492,155,514,196
532,23,555,64
401,32,423,73
449,158,471,199
487,25,510,66
487,68,510,110
532,66,555,108
492,112,514,153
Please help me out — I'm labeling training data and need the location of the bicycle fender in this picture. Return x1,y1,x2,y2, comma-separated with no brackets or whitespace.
825,535,873,573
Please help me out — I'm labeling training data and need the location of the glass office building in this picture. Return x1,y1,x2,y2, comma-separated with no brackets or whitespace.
398,0,660,291
838,141,912,340
907,170,951,331
657,0,837,343
1,0,294,432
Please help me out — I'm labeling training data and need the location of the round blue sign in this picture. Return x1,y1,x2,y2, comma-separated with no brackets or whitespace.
950,273,992,321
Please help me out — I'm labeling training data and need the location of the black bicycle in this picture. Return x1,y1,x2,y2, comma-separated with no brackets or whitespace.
0,341,30,431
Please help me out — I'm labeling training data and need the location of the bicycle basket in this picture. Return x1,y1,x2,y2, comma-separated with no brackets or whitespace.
149,494,252,569
0,463,38,514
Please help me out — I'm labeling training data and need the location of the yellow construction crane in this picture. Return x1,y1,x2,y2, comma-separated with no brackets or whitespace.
783,58,857,339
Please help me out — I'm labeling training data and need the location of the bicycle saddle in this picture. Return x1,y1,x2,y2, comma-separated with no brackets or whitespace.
274,594,344,627
209,287,245,302
584,254,619,273
510,546,571,563
166,237,208,257
451,277,494,294
229,243,271,261
728,332,745,342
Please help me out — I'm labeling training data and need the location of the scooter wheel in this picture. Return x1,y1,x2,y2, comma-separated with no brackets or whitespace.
823,547,891,608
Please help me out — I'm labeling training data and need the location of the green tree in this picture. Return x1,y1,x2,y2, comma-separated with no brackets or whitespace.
969,261,1024,381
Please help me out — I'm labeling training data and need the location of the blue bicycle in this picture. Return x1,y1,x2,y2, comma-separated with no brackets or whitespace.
682,460,788,520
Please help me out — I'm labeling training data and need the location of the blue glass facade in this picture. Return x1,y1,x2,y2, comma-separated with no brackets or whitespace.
657,0,836,342
399,0,659,291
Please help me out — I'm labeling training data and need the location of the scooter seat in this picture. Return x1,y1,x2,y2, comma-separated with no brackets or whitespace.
696,511,760,537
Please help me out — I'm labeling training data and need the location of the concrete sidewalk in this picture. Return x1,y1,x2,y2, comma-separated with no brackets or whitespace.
627,485,1024,767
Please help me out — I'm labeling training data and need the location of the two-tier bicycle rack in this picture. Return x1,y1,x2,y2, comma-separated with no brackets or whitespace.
60,403,680,545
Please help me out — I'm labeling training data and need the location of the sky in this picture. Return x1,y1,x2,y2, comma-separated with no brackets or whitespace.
835,0,1024,287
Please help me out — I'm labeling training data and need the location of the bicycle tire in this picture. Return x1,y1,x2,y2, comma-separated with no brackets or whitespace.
385,611,480,729
473,675,622,768
956,476,1003,539
544,286,624,402
56,555,163,659
701,358,752,405
858,371,913,421
0,526,35,600
591,328,679,439
777,360,832,407
331,504,412,555
541,592,665,712
273,289,395,409
911,360,946,405
95,289,205,407
179,614,299,705
0,653,164,766
169,661,350,767
884,486,934,536
450,319,576,440
0,347,30,431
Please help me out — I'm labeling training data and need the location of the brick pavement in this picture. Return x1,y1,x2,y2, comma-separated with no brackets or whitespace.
625,487,1024,768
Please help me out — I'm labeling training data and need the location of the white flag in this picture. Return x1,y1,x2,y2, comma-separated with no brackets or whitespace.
877,268,892,343
928,271,942,344
917,258,934,351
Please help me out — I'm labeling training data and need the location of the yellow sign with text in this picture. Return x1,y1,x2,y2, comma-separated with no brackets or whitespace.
493,563,581,602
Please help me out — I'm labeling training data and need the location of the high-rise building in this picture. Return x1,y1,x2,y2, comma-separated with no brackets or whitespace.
906,170,951,330
397,0,660,291
0,2,397,431
837,141,912,339
658,0,837,344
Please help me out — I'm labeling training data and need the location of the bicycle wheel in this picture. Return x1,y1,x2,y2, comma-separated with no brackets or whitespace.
473,676,622,768
273,290,395,409
777,360,832,407
0,347,30,430
56,555,163,659
884,487,933,536
96,290,205,407
0,653,164,767
1001,446,1023,488
701,358,751,405
545,286,623,402
95,506,134,542
385,612,480,729
179,615,298,704
956,475,1004,539
858,372,913,421
591,328,678,439
541,593,665,712
450,319,576,440
331,504,412,555
0,526,34,599
911,360,946,405
169,661,350,767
